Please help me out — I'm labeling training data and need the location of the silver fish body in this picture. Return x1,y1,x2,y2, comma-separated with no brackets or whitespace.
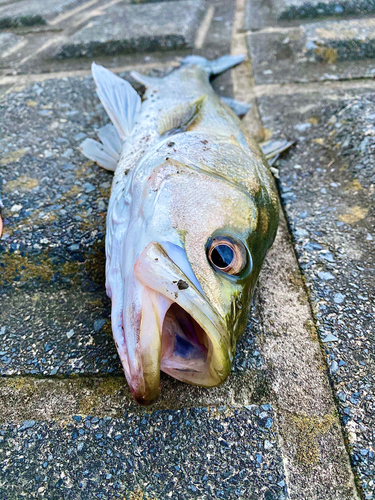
81,55,279,404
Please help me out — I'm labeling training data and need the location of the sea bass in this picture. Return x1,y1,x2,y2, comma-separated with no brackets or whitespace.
80,55,279,405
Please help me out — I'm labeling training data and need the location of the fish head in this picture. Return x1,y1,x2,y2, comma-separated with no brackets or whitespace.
107,134,278,405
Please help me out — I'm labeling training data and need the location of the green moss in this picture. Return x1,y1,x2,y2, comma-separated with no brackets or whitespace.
0,376,130,424
85,239,106,285
128,490,157,500
3,175,39,192
304,319,318,341
1,237,106,288
61,261,80,277
288,413,336,465
0,148,26,166
288,271,309,305
97,377,123,396
251,371,272,404
78,394,99,416
0,253,54,285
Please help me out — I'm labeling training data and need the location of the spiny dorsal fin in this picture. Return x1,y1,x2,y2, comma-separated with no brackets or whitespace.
130,71,163,88
157,95,207,137
92,63,141,141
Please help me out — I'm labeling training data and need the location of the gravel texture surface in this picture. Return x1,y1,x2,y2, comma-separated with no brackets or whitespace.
0,405,287,500
259,88,375,498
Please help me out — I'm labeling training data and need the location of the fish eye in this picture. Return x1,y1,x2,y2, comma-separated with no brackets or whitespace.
207,237,248,276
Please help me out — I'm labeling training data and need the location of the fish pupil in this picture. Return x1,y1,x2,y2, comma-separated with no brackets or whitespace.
211,245,234,269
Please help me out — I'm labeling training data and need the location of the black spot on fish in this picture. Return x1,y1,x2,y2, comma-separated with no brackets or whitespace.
177,280,189,290
167,142,175,147
201,139,208,145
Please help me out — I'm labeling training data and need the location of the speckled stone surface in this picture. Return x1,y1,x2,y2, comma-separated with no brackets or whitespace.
0,75,116,375
0,405,287,499
0,32,24,58
258,88,375,498
247,24,375,85
0,0,368,496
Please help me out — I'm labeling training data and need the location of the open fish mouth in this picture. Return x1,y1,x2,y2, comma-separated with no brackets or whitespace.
117,241,231,405
161,303,210,379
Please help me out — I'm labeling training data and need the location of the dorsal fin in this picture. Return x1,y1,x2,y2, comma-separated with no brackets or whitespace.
130,71,163,88
157,95,207,137
92,63,141,141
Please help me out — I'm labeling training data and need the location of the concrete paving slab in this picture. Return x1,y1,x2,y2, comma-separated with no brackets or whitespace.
246,0,375,31
0,32,25,59
275,0,375,20
0,0,89,29
304,18,375,61
0,405,287,499
253,215,358,500
258,86,375,499
54,0,205,59
247,24,375,85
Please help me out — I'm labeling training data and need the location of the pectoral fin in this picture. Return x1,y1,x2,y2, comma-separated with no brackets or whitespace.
158,95,207,137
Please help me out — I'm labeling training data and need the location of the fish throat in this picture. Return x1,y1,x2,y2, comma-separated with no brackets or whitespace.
161,303,211,376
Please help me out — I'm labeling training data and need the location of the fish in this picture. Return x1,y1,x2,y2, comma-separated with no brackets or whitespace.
80,54,280,405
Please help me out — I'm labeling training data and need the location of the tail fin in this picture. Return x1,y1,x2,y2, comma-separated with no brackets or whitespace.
130,72,163,88
181,54,246,76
